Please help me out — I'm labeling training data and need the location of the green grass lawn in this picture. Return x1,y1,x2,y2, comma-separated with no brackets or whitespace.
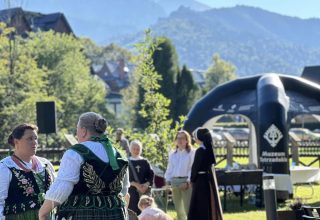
53,157,320,220
163,184,320,220
163,157,320,220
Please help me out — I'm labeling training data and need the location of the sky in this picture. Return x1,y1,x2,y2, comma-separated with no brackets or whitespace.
198,0,320,19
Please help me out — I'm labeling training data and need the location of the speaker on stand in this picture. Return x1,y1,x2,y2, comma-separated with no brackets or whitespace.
36,101,57,148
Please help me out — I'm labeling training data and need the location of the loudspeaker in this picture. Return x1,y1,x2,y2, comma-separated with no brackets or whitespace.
36,101,57,134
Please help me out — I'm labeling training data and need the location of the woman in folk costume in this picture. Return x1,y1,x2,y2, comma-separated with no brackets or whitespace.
164,130,195,220
39,112,130,220
128,140,154,215
188,127,223,220
0,124,55,220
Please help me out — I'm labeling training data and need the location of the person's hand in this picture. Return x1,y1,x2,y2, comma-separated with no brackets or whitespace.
139,183,150,193
131,181,139,189
179,182,189,190
135,183,144,193
38,214,49,220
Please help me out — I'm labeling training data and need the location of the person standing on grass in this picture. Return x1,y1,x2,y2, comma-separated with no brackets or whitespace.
165,130,195,220
0,123,55,220
39,112,130,220
128,140,154,215
188,127,223,220
116,128,130,157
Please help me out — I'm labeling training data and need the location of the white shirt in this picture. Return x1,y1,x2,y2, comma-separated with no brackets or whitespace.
139,206,167,219
0,156,55,219
164,148,195,182
45,141,130,204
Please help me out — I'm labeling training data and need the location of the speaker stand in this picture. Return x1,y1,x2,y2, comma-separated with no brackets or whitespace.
45,134,49,149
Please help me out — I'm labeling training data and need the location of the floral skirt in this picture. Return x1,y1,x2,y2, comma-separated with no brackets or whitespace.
6,210,38,220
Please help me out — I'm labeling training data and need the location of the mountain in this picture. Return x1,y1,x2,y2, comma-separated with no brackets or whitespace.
11,0,210,43
153,0,210,13
118,6,320,76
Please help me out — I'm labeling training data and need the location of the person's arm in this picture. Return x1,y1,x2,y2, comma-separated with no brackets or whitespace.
145,160,154,186
187,149,196,182
121,167,130,196
164,153,173,184
39,150,82,219
0,163,11,220
39,200,59,220
190,149,203,183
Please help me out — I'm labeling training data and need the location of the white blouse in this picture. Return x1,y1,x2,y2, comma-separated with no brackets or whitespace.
45,141,130,204
0,156,55,219
164,148,195,182
138,206,166,219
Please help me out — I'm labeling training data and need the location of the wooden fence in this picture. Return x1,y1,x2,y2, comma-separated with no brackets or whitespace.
1,140,320,167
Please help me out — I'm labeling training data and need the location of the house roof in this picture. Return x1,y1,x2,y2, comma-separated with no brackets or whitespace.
0,7,23,22
0,7,73,34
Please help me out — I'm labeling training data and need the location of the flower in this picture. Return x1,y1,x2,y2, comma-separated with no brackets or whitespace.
30,202,36,208
21,179,28,184
26,187,34,195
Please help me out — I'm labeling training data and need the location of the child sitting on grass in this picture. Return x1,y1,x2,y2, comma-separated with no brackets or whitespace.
138,195,172,220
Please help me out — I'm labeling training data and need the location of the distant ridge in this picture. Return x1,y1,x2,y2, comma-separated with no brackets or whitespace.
118,5,320,76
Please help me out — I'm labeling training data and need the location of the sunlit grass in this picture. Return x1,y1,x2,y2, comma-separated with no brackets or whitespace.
53,157,320,220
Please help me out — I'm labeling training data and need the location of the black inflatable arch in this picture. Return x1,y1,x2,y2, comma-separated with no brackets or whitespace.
184,73,320,174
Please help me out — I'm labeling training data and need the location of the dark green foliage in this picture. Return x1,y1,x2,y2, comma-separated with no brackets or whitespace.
174,65,199,121
152,37,179,118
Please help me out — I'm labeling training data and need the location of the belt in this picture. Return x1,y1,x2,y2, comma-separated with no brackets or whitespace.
172,176,188,178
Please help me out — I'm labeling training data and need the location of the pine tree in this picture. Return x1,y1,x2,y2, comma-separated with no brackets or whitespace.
175,65,199,121
152,37,179,119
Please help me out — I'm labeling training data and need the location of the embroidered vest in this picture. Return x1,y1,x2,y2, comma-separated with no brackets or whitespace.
4,166,52,216
59,144,128,210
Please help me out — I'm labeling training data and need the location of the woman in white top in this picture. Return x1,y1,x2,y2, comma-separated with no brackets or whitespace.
164,130,195,220
39,112,130,220
0,123,55,220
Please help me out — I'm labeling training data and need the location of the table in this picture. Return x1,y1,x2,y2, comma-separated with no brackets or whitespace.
265,173,293,201
216,169,263,211
290,166,320,184
290,166,320,198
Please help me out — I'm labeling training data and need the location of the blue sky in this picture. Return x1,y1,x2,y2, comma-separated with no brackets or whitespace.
198,0,320,19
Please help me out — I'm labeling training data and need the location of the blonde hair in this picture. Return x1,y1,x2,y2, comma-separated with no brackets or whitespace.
129,140,143,154
138,195,156,210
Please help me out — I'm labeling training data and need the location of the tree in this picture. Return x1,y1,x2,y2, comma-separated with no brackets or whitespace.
0,26,112,147
204,54,237,93
81,38,132,65
26,31,112,134
174,65,199,121
120,31,184,170
0,23,48,146
152,37,179,119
